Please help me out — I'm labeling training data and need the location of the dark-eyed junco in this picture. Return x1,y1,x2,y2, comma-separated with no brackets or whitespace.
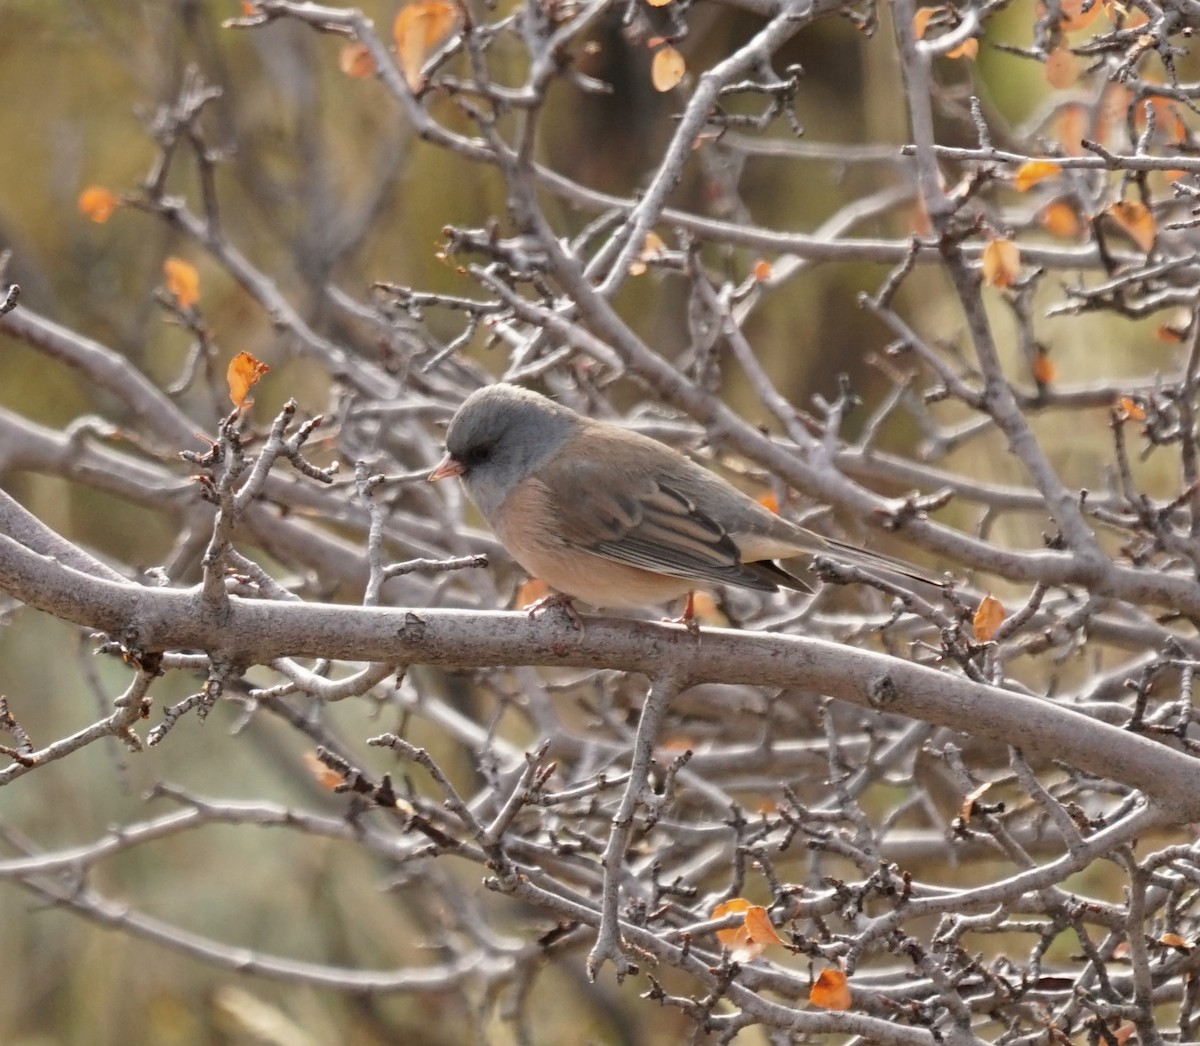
428,384,935,621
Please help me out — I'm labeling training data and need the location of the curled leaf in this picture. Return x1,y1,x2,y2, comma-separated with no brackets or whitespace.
810,968,852,1010
1014,160,1063,192
1040,200,1082,239
711,898,764,960
340,42,375,78
981,237,1020,288
394,0,458,93
1106,200,1156,251
972,594,1005,642
78,186,118,224
163,256,200,308
744,906,786,947
911,6,943,38
227,350,269,408
1032,353,1056,386
651,46,686,92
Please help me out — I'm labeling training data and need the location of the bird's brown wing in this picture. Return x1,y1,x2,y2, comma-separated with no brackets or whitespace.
536,450,784,592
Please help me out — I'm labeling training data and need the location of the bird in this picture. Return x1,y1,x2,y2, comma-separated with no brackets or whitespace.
427,383,937,625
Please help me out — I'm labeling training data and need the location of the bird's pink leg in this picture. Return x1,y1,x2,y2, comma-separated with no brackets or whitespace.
523,591,583,630
662,591,700,634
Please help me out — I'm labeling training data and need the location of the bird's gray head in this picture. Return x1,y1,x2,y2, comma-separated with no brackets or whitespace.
441,384,579,518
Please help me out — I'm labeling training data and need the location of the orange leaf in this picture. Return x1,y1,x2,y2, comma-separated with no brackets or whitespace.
1032,353,1056,385
981,238,1020,288
1042,0,1102,30
757,491,780,514
304,751,344,790
163,256,200,308
1159,932,1192,951
651,46,686,92
946,37,978,59
1117,396,1146,421
1044,46,1079,88
394,0,458,92
1155,324,1187,343
912,7,942,38
973,594,1005,641
753,258,772,281
340,42,375,78
1014,160,1063,192
227,351,269,408
1113,1024,1136,1045
1052,104,1088,156
712,898,752,946
78,185,118,224
744,906,786,947
1106,200,1156,251
1040,200,1082,239
810,968,852,1010
645,0,674,7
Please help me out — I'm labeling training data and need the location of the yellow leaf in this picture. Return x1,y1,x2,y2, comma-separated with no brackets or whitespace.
163,256,200,308
227,351,269,408
1014,160,1063,192
394,0,458,93
340,42,375,78
946,37,978,59
78,185,118,224
972,594,1005,642
810,968,852,1010
651,46,685,92
1106,200,1156,251
1032,353,1056,385
981,238,1020,288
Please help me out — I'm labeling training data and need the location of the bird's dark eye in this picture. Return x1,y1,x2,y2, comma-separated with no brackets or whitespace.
462,443,492,468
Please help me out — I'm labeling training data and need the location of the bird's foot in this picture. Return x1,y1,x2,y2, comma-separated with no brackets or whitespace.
662,591,701,635
524,591,583,631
